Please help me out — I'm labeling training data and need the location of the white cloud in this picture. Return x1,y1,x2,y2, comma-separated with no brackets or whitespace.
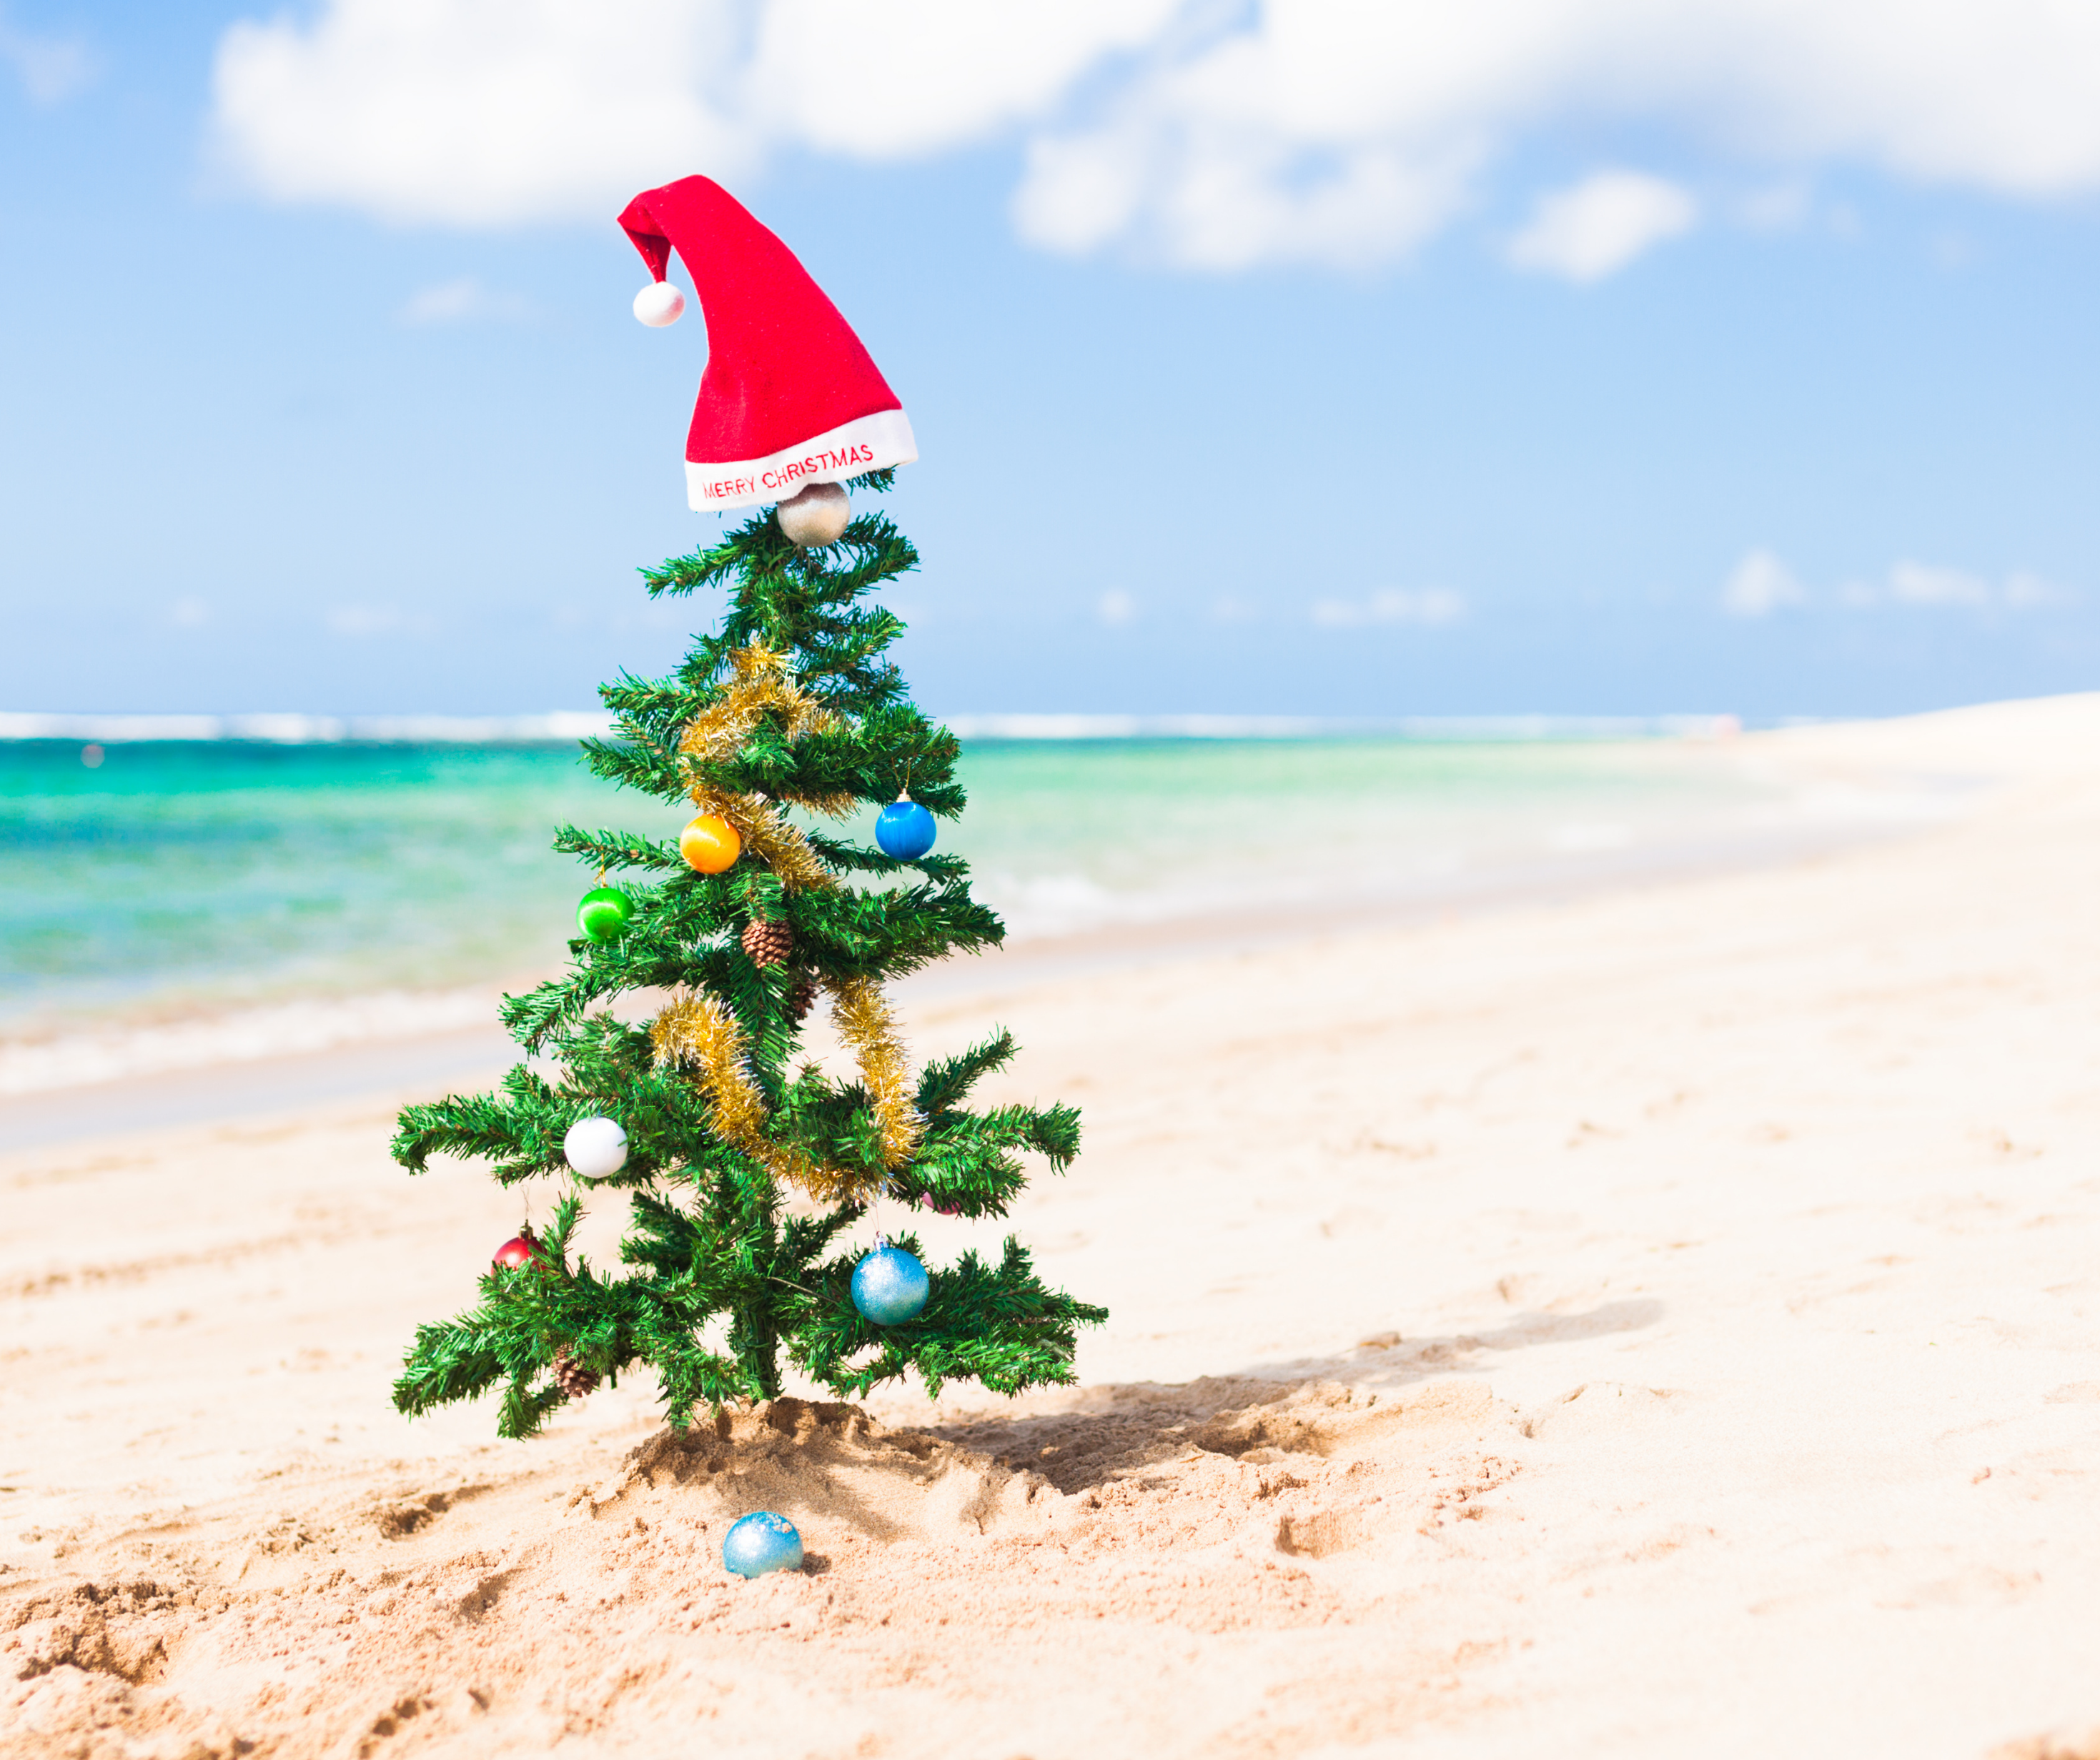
1720,548,1808,617
1095,589,1138,627
1011,0,2100,269
1736,179,1813,231
743,0,1179,160
1507,170,1697,282
212,0,752,226
1740,552,2077,614
1870,561,2076,610
209,0,1173,227
1013,116,1478,271
1311,587,1465,629
325,603,435,637
167,597,212,629
1928,230,1978,270
398,277,533,325
209,1,2100,269
1887,560,1992,606
0,10,95,104
2001,572,2077,608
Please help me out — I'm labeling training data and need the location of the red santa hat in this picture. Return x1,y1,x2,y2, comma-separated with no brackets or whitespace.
618,175,917,512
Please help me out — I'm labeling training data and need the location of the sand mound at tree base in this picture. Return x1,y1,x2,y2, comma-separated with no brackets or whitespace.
4,1378,1517,1759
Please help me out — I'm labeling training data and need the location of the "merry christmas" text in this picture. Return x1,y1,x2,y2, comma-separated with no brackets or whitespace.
694,442,876,504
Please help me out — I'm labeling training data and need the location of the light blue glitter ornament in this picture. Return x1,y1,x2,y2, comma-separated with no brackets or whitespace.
723,1511,803,1578
851,1242,929,1325
874,797,937,860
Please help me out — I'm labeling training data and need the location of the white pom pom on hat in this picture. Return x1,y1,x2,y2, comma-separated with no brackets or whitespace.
633,281,685,327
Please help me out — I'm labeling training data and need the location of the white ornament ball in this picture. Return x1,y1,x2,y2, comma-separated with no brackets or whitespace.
633,282,685,327
776,481,851,547
563,1115,628,1178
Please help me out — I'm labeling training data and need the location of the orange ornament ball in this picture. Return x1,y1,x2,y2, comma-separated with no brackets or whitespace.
680,812,742,873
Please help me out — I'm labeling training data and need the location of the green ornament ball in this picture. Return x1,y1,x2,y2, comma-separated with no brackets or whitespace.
576,885,635,943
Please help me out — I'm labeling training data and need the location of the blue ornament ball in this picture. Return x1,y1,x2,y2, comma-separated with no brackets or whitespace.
874,798,937,860
851,1243,929,1326
723,1511,803,1578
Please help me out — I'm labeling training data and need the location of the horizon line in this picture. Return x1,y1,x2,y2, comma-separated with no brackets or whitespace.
0,710,1760,746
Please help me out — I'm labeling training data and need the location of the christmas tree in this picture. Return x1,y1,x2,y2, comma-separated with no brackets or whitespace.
389,471,1104,1439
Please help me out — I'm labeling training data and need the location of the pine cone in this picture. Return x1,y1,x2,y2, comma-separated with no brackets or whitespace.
741,919,795,968
552,1349,600,1401
786,975,818,1024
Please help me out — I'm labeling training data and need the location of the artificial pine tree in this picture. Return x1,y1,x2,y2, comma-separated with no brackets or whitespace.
389,470,1104,1439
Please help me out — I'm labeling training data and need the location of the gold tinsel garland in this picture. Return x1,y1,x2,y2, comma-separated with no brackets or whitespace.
825,973,923,1170
655,642,926,1198
680,640,839,762
678,642,856,893
650,988,831,1198
650,983,923,1203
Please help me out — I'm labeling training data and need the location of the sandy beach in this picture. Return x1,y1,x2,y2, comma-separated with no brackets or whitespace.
5,695,2099,1759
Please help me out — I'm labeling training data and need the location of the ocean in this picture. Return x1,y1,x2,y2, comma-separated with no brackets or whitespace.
0,727,1955,1092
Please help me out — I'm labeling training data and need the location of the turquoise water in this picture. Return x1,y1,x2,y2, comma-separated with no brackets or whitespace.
0,743,628,1030
0,735,1788,1035
943,737,1768,936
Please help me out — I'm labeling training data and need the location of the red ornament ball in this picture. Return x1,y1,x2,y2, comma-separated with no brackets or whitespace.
492,1234,540,1272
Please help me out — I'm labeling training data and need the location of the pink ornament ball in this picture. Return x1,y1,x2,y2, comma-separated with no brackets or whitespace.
633,282,685,327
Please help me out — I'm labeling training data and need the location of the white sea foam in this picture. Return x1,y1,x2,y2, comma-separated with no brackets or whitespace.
939,713,1747,741
0,711,617,744
0,988,497,1097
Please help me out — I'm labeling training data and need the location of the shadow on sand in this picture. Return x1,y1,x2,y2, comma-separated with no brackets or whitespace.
922,1298,1663,1493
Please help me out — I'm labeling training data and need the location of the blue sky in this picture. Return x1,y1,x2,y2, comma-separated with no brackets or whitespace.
2,1,2096,719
